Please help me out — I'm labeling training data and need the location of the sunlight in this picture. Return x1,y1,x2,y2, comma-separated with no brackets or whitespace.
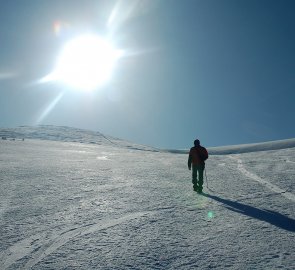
44,34,123,91
36,92,64,124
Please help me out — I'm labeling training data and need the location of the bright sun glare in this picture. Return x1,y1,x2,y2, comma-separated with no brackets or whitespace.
44,34,122,91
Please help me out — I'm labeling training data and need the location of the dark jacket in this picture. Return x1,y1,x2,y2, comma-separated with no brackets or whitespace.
188,146,208,169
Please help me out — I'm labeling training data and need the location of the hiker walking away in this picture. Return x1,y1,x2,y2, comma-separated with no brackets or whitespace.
188,139,208,193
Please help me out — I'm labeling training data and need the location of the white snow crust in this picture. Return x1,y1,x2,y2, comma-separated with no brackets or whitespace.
0,126,294,269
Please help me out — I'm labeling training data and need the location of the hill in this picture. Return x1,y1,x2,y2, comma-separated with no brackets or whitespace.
1,125,295,154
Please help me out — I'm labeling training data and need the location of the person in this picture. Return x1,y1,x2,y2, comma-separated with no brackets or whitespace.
188,139,208,193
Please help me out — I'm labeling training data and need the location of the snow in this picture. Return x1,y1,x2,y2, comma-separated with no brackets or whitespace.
0,126,294,269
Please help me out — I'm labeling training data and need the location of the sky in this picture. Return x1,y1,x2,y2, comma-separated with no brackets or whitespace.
0,0,294,149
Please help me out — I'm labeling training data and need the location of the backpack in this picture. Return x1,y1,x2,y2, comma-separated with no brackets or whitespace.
199,147,208,161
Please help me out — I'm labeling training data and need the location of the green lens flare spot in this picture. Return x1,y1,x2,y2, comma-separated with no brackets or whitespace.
207,211,214,219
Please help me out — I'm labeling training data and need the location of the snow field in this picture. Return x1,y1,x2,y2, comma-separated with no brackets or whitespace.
0,137,294,269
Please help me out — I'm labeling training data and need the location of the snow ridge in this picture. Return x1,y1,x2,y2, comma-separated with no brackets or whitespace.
0,125,159,152
1,125,294,154
166,138,295,155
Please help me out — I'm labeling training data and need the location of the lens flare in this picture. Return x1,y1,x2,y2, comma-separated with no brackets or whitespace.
36,92,64,124
53,21,61,36
53,21,70,37
207,211,215,219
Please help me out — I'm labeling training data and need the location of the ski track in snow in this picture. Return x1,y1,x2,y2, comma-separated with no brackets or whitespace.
286,158,295,164
229,155,295,202
1,212,152,270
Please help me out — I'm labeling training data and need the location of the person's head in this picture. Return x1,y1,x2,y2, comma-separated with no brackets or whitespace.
194,139,200,147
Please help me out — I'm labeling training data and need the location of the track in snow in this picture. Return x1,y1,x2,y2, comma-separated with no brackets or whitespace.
228,155,295,202
1,212,152,270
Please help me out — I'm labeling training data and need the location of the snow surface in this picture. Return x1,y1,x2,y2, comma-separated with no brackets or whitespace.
0,126,294,269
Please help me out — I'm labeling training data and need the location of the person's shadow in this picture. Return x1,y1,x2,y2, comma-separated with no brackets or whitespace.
203,193,295,232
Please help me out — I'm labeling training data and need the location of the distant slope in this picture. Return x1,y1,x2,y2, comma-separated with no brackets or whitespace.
166,138,295,155
1,125,294,154
0,125,159,152
208,138,295,154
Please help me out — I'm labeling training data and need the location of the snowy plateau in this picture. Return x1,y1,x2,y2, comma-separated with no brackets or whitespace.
0,126,294,270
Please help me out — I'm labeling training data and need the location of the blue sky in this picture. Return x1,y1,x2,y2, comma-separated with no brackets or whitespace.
0,0,294,149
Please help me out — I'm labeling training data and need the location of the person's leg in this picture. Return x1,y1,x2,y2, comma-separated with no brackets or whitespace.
192,166,198,191
197,166,204,193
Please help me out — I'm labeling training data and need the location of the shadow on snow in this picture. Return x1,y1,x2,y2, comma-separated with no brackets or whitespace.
204,193,295,232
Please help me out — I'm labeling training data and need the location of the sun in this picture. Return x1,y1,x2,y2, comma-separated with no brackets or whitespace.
45,34,122,91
